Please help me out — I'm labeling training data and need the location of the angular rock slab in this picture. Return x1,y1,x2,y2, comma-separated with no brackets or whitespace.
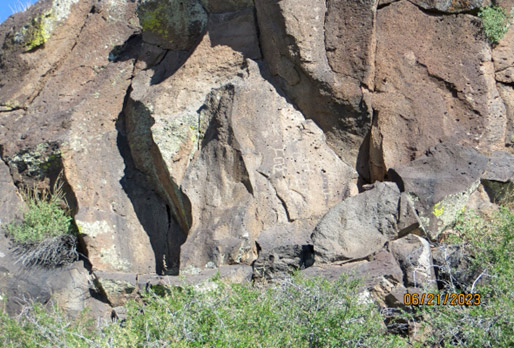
390,235,436,290
409,0,491,13
179,62,356,272
312,182,401,263
127,16,357,273
493,24,514,84
370,1,506,181
255,0,374,168
253,220,316,281
137,0,208,50
303,249,406,308
481,150,514,203
388,143,489,240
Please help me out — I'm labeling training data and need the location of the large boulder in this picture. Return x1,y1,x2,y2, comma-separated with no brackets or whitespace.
481,150,514,203
303,249,406,308
311,182,402,263
253,221,315,281
388,143,490,240
370,1,506,181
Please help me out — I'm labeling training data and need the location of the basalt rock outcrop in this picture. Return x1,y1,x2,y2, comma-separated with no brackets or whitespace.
0,0,513,317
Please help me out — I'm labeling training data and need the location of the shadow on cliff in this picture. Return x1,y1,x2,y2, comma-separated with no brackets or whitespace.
109,34,198,86
115,108,187,275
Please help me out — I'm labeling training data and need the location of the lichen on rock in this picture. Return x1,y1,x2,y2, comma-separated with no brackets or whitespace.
19,10,53,51
8,142,62,180
137,0,208,50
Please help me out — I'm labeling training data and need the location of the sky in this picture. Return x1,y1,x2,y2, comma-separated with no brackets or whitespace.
0,0,38,24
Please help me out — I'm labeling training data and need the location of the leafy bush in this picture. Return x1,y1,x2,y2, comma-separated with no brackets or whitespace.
479,6,511,43
6,182,74,244
4,180,78,267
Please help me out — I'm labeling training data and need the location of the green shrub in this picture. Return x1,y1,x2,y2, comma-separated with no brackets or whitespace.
6,183,74,244
3,180,78,267
419,207,514,347
0,275,409,347
479,6,511,44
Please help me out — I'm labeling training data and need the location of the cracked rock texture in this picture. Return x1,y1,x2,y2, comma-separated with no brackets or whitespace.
0,0,513,316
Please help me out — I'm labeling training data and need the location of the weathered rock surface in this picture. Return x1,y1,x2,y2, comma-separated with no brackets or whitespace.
493,25,514,84
0,158,23,227
94,265,253,306
253,221,315,281
389,143,489,240
481,150,514,202
255,0,373,169
0,0,513,318
370,1,506,181
126,9,357,273
312,182,401,263
137,0,208,50
303,249,406,308
390,235,436,290
409,0,490,13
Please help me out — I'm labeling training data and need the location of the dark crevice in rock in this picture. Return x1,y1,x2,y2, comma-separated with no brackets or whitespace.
117,84,188,275
0,106,27,113
276,193,293,223
250,6,264,60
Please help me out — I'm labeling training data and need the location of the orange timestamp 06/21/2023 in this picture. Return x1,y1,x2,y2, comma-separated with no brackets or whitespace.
403,293,482,306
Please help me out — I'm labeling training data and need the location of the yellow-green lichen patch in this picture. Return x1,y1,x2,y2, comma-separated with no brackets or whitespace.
0,101,21,111
8,143,62,179
22,10,53,51
432,202,444,217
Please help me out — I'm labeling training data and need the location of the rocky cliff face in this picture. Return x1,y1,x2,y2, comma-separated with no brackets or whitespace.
0,0,513,316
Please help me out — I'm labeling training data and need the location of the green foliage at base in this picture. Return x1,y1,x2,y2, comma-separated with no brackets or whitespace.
0,275,408,348
479,6,511,44
420,207,514,347
6,184,75,244
0,208,512,347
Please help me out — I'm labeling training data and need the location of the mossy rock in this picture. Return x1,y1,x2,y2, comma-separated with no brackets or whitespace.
9,143,62,179
137,0,208,50
200,0,254,13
